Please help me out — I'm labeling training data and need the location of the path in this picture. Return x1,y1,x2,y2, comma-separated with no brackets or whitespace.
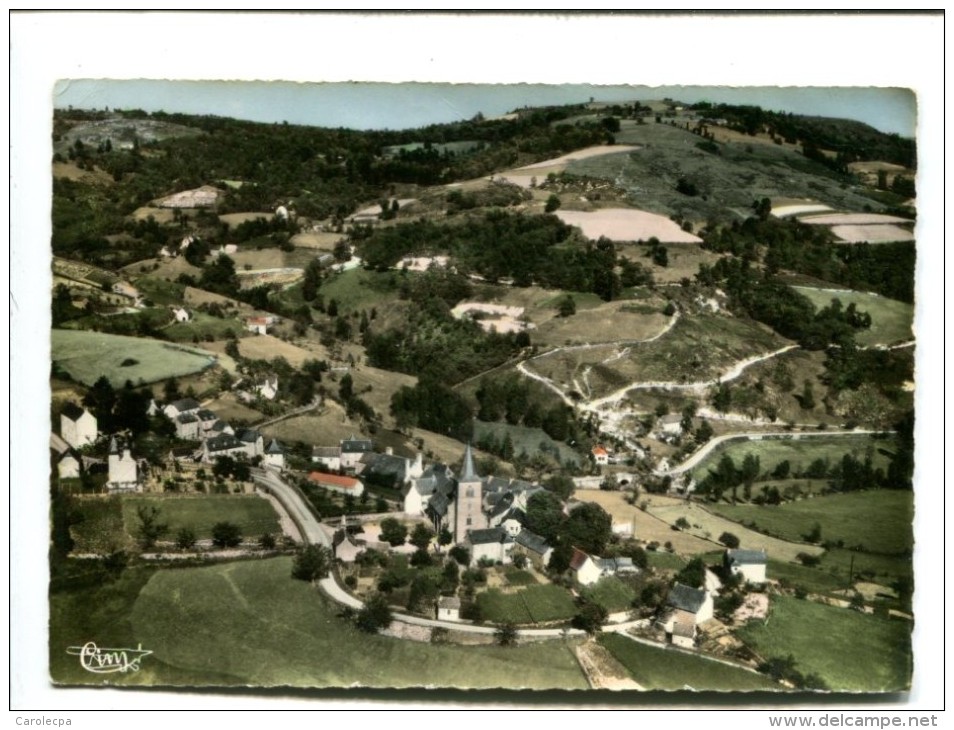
252,398,321,429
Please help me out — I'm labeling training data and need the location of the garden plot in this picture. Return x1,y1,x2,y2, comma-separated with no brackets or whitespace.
236,267,304,290
556,209,702,243
289,231,345,250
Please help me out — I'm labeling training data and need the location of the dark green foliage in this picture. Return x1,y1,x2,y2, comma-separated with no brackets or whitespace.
291,545,331,581
524,491,565,543
390,378,473,441
719,532,741,549
175,527,197,551
449,545,470,565
136,505,168,550
675,557,707,589
355,593,393,634
494,622,518,647
379,517,408,547
572,599,608,635
211,521,242,548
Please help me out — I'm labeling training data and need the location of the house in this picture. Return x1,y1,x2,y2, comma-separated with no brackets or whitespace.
402,462,456,532
246,317,270,335
659,582,714,646
656,414,683,437
357,449,423,488
202,433,248,463
307,471,365,498
208,419,234,437
196,409,218,433
107,436,139,493
146,399,160,417
60,402,97,449
50,432,80,479
264,439,285,470
569,548,603,586
340,436,374,472
594,556,639,578
464,527,513,566
255,376,279,401
724,549,768,584
236,429,265,458
174,412,201,440
333,529,365,563
163,398,201,420
591,445,609,466
513,529,552,570
311,445,342,472
215,244,238,256
172,307,191,323
436,596,461,623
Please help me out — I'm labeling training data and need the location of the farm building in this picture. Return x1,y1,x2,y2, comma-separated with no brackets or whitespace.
332,529,364,563
569,548,603,586
724,549,768,584
311,445,341,471
513,529,552,570
174,413,201,440
357,449,423,488
656,414,683,437
107,436,140,493
60,402,97,449
255,376,279,401
172,307,191,323
246,317,270,335
307,471,365,498
236,429,265,458
436,596,461,623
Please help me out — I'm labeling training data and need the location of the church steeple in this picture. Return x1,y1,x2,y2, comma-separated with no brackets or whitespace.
461,443,479,482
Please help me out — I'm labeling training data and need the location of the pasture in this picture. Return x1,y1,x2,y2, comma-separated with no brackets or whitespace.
476,584,577,625
689,433,897,484
318,268,402,314
707,490,913,555
126,558,588,689
200,333,320,367
735,594,912,691
164,312,244,343
830,225,915,244
598,634,779,691
473,421,581,466
51,329,217,387
531,298,671,348
121,495,284,544
555,208,702,243
793,287,913,346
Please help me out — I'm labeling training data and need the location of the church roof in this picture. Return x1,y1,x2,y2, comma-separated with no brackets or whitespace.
61,402,88,421
460,443,479,482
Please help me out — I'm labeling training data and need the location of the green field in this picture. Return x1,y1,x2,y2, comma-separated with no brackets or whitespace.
70,496,131,553
736,595,912,691
793,287,914,347
52,329,217,386
163,312,244,343
599,634,779,691
477,584,577,624
474,421,581,466
121,495,283,544
708,490,913,555
646,551,687,571
317,268,402,314
88,557,585,689
580,577,636,612
767,559,852,596
690,434,897,484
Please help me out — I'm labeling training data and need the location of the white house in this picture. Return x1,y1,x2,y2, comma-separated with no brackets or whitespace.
203,433,248,463
569,548,603,586
311,446,341,472
591,445,609,466
163,398,201,420
60,403,97,449
172,307,191,323
174,413,201,440
236,429,265,458
659,583,714,647
107,437,139,493
50,432,80,479
465,527,513,566
256,376,279,401
340,437,374,472
436,596,461,623
264,439,285,470
658,414,683,435
724,549,768,584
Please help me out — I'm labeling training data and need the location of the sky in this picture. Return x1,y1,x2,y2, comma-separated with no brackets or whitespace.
52,79,918,137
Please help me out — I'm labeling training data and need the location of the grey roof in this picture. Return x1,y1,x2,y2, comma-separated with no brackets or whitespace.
460,443,479,482
210,419,231,432
266,439,284,455
426,491,451,518
341,437,373,453
170,398,201,412
667,583,708,614
360,451,409,478
510,479,536,492
596,556,637,573
726,549,768,566
206,433,244,453
108,436,119,455
486,491,515,519
50,432,71,456
312,446,341,458
466,527,510,545
485,476,512,493
61,402,88,421
437,596,461,610
514,529,550,555
176,413,199,424
237,429,261,443
197,409,217,421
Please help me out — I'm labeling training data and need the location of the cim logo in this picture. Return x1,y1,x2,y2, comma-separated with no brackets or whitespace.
66,642,153,674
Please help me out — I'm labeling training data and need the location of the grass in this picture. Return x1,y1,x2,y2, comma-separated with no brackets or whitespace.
646,550,687,571
477,584,577,625
767,559,852,596
70,496,132,553
503,568,537,586
690,434,897,484
163,312,244,343
121,495,283,543
134,276,186,305
317,267,402,314
474,421,581,466
707,490,913,555
735,594,912,691
531,297,671,348
598,634,780,691
111,557,587,689
51,329,217,387
793,287,914,347
820,548,913,585
580,577,636,612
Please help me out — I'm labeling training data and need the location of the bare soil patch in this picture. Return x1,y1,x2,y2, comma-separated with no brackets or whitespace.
130,206,178,224
830,224,915,244
52,161,113,184
556,209,702,243
289,231,345,250
200,334,316,367
218,212,273,227
799,213,911,226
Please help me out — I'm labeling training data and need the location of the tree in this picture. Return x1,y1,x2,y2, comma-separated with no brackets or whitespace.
544,474,575,501
800,379,816,410
524,490,565,543
572,599,608,635
563,502,613,555
355,593,393,633
136,505,168,550
260,532,277,550
291,544,331,582
544,194,561,213
494,622,518,647
675,556,707,588
719,531,741,549
211,521,242,548
379,517,408,546
175,527,196,551
409,522,435,551
557,294,576,318
449,545,470,565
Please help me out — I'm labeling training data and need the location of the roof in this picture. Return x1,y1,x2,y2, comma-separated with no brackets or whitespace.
466,527,510,545
592,445,609,456
341,438,373,453
108,436,120,455
312,446,341,458
176,413,199,424
205,433,244,453
308,472,362,490
514,529,550,555
672,619,696,639
486,491,515,519
726,549,768,566
266,439,284,455
61,402,88,421
569,548,592,572
360,451,409,478
667,583,708,614
210,419,231,431
170,398,201,412
460,443,479,482
426,491,451,518
197,409,217,420
237,429,262,443
596,556,637,573
437,596,461,610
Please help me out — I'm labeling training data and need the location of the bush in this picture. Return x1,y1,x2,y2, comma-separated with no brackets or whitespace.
449,545,470,565
291,545,331,582
211,521,242,548
355,593,393,634
175,527,196,551
796,552,821,567
719,531,741,549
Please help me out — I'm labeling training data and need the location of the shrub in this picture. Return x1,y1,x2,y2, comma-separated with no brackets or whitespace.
719,531,741,549
211,521,242,548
